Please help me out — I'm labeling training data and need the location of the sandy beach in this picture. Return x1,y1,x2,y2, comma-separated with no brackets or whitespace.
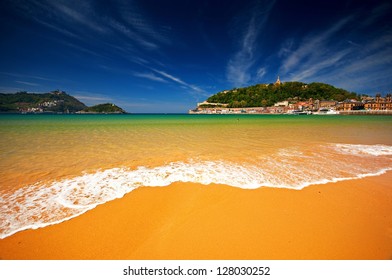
1,171,391,260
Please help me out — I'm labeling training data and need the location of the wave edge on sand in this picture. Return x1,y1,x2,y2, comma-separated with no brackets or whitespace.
1,143,391,239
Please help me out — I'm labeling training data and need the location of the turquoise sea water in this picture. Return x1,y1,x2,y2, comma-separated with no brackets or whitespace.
1,114,392,238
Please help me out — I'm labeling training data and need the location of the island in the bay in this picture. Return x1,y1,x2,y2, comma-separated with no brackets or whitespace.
0,90,126,114
190,77,392,115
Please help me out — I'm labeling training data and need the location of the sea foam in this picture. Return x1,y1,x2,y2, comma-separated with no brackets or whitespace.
1,143,391,239
333,143,392,156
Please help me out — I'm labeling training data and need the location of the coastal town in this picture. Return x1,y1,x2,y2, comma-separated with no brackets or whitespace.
189,77,392,115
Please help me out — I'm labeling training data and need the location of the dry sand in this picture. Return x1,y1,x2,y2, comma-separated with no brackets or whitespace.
1,172,391,260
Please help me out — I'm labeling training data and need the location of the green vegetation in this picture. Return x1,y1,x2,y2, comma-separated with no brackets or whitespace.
80,103,126,114
0,91,127,114
206,82,359,108
0,90,87,112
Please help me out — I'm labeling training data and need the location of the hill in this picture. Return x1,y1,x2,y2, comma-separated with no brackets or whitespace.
0,90,87,113
0,91,127,114
80,103,126,114
205,81,359,108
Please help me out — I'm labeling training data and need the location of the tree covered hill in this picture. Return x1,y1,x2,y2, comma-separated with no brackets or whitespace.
0,90,87,112
0,90,127,113
79,103,126,114
206,82,359,108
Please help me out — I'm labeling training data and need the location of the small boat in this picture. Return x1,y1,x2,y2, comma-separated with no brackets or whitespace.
314,108,339,115
290,110,312,115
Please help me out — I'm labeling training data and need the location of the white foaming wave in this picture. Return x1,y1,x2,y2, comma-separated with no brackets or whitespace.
0,168,139,239
1,143,392,239
334,144,392,156
0,162,261,239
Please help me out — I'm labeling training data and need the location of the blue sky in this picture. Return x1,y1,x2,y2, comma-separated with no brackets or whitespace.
0,0,391,113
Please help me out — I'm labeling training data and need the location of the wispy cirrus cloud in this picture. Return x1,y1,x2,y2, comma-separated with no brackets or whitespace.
256,67,267,80
117,0,171,46
0,72,61,90
278,7,392,93
14,0,106,35
133,72,168,83
108,19,159,50
279,16,353,79
46,0,109,34
0,86,25,93
10,0,169,60
15,80,40,86
0,72,55,81
361,1,391,28
72,91,113,106
151,68,206,94
33,17,78,39
324,34,392,92
226,0,276,87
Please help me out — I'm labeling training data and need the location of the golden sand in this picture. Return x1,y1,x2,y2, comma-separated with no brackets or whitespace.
0,172,391,260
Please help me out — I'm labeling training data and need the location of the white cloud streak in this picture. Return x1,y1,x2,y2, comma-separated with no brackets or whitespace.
108,19,159,50
0,72,56,81
226,0,276,87
151,69,206,93
256,67,267,80
47,1,108,34
72,91,113,105
133,72,168,83
12,0,169,61
0,86,26,93
117,0,171,46
361,2,391,28
280,16,353,78
73,95,111,102
278,12,392,93
15,81,40,86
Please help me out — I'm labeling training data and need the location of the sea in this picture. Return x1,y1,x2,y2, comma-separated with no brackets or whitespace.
1,114,392,239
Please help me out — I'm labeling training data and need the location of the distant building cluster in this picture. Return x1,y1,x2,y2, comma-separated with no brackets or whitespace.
17,99,64,113
190,77,392,115
190,93,392,115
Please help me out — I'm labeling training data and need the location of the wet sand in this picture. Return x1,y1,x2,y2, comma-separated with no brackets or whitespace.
1,172,392,260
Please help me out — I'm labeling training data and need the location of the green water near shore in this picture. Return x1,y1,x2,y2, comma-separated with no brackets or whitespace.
1,114,392,238
1,114,391,190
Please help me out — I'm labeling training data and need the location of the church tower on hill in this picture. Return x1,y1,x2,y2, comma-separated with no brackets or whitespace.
275,76,281,86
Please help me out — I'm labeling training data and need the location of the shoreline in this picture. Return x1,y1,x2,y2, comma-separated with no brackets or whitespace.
189,109,392,115
1,172,391,260
1,111,392,116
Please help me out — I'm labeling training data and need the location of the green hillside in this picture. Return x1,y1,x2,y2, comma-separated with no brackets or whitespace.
81,103,126,114
0,91,127,114
206,82,359,108
0,90,87,112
